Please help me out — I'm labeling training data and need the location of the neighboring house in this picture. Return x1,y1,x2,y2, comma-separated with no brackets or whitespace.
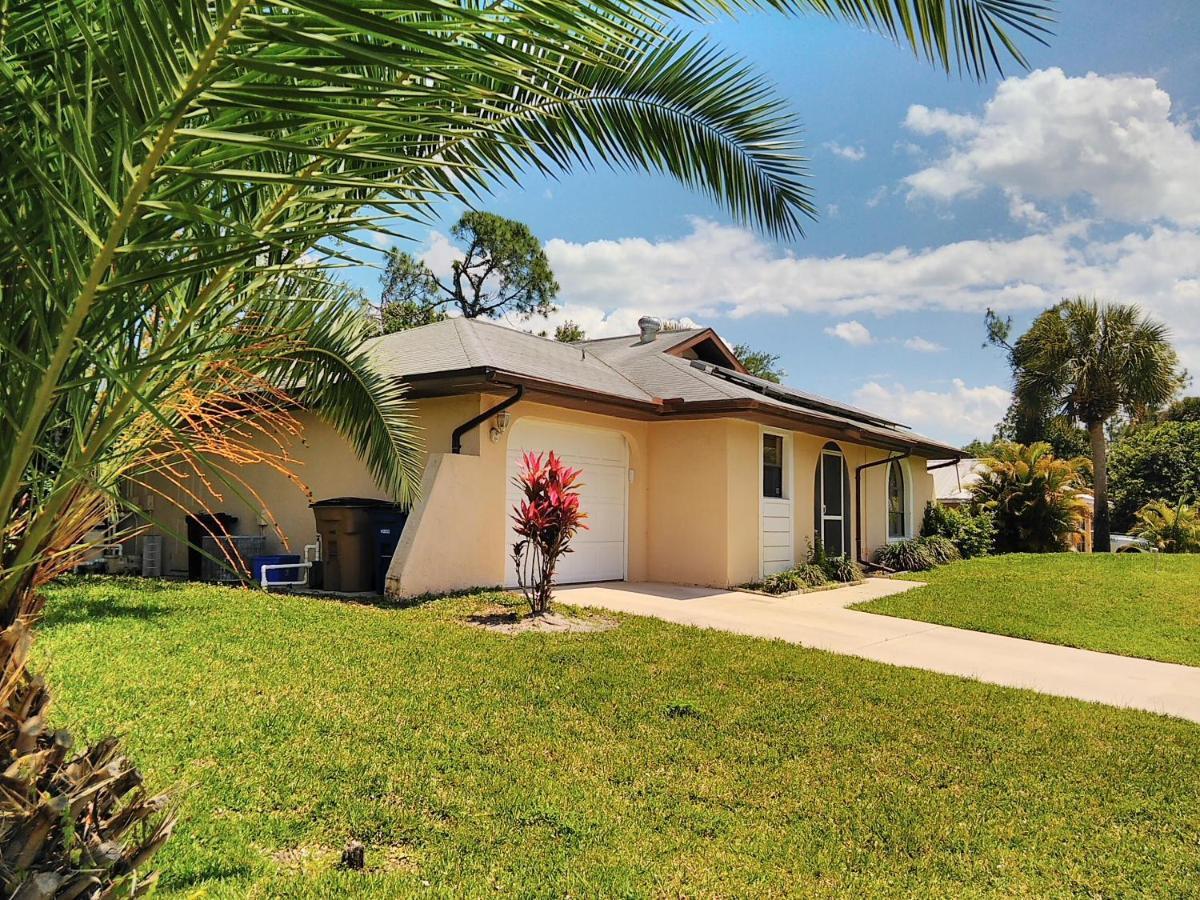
140,317,962,595
929,457,1094,552
929,458,983,508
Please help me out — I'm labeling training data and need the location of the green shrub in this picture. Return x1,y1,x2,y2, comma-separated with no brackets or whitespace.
758,563,829,595
919,535,961,565
1134,499,1200,553
823,555,863,583
875,535,963,571
971,442,1089,553
808,537,829,569
874,539,937,572
751,540,864,593
791,563,830,588
921,503,996,558
1109,422,1200,531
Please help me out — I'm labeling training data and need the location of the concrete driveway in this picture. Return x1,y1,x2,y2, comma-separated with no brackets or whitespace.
556,579,1200,723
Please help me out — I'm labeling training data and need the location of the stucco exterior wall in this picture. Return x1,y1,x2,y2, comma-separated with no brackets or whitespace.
723,420,763,587
138,388,940,591
644,419,734,586
139,395,477,577
788,437,935,565
385,397,652,594
385,452,501,596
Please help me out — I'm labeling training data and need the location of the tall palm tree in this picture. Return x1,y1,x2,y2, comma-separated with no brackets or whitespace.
1,0,1051,893
989,299,1181,552
972,441,1090,553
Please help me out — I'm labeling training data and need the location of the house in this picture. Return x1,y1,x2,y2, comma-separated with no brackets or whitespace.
929,458,983,507
140,317,963,594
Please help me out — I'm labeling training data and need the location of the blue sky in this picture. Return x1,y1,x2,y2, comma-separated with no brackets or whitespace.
343,1,1200,445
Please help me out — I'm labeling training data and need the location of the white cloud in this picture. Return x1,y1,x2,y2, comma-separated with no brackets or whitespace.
825,141,867,162
865,185,889,208
826,203,840,218
825,320,874,346
540,218,1200,369
904,104,979,140
904,68,1200,226
1005,192,1048,227
854,379,1010,443
420,230,460,278
903,336,945,353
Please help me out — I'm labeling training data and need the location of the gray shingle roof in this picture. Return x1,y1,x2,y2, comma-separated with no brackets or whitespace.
365,318,959,455
365,317,653,402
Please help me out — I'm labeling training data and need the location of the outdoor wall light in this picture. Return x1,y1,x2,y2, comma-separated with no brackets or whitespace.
489,410,512,443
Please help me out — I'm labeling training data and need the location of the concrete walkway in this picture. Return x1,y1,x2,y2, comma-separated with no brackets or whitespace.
556,579,1200,723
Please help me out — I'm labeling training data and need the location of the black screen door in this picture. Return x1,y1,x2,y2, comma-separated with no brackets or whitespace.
820,450,845,557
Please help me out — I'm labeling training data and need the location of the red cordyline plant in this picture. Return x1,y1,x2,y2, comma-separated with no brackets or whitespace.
511,452,587,615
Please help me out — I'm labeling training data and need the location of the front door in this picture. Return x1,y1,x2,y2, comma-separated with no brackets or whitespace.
820,448,846,557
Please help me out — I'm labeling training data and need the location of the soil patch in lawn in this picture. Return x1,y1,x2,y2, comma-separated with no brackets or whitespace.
464,606,616,635
271,843,418,875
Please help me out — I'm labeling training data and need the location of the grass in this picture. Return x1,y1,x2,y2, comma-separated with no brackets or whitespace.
34,576,1200,897
854,554,1200,667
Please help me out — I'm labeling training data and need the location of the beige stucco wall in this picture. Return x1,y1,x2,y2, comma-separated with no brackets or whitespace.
386,396,652,595
644,419,733,586
137,388,938,592
788,434,935,566
138,395,476,576
385,452,500,596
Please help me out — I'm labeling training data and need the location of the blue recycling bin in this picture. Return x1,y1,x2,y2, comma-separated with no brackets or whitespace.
251,554,302,585
368,506,408,593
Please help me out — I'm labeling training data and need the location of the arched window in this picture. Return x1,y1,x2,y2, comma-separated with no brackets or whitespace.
887,460,907,539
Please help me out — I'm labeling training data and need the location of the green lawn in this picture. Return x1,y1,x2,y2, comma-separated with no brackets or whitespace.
854,554,1200,667
36,577,1200,898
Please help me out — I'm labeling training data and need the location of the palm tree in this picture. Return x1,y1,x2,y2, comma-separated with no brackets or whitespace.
1135,500,1200,554
989,299,1182,552
2,0,1051,893
972,442,1090,553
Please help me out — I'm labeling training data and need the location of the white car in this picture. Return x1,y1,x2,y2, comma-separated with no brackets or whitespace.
1109,533,1156,553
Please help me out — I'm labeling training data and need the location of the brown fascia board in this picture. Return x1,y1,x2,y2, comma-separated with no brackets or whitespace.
401,367,664,418
662,398,963,458
399,368,962,458
399,367,499,398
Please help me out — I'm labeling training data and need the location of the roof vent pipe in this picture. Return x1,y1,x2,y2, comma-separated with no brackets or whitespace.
637,316,661,344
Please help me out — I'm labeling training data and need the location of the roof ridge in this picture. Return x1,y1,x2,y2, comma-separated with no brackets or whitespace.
453,316,491,367
456,317,657,402
581,327,704,347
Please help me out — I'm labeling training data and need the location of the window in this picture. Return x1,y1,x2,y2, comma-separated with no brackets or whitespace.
887,460,906,539
762,434,784,498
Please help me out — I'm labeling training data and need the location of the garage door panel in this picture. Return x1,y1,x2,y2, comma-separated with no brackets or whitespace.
581,467,624,496
506,420,627,586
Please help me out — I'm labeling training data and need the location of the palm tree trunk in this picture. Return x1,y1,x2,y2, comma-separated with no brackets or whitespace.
0,587,174,897
1089,421,1111,553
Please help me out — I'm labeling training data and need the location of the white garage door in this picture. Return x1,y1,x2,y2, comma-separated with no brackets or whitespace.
505,419,628,586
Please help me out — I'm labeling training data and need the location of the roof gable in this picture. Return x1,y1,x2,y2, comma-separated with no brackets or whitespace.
660,329,746,372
